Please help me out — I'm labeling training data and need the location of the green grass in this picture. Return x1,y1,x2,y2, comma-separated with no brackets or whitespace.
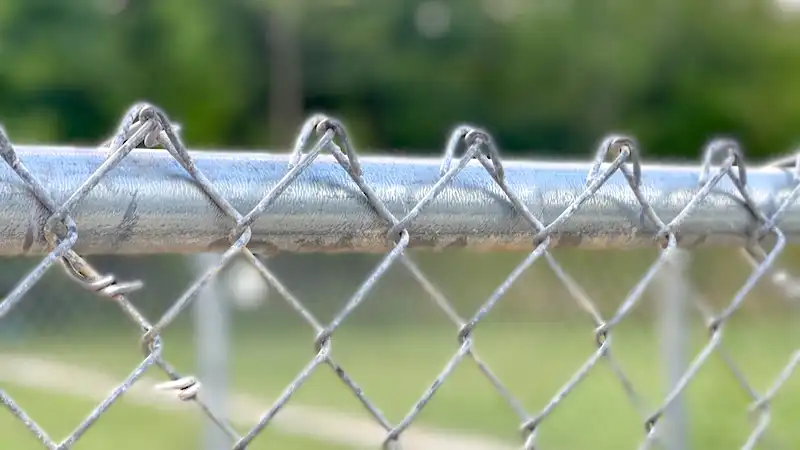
0,385,352,450
3,317,800,449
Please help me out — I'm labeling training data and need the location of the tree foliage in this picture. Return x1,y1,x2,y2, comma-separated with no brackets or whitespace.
0,0,797,158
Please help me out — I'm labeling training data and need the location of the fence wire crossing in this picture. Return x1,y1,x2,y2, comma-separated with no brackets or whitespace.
1,102,800,449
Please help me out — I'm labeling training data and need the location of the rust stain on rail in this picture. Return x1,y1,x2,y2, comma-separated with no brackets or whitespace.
2,229,751,256
202,231,660,255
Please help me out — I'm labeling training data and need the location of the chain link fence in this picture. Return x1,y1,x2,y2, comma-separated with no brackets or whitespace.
1,102,800,449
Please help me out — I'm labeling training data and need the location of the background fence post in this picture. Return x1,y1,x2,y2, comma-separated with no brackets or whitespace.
192,253,231,450
657,248,691,450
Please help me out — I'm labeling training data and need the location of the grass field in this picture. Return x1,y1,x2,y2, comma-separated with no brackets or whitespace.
0,384,353,450
2,318,800,449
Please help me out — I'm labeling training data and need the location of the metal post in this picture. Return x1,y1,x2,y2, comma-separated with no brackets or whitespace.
192,253,231,450
657,248,690,450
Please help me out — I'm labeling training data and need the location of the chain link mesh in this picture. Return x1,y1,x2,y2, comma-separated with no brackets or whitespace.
1,102,800,449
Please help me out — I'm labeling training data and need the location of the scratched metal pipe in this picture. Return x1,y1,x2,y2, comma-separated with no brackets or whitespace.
0,146,798,255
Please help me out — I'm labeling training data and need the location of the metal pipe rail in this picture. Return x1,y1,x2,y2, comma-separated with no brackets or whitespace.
0,145,797,255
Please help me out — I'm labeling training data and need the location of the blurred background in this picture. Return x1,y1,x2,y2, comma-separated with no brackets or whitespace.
2,0,800,449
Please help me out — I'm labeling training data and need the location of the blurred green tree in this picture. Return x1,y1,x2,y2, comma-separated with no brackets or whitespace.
0,0,797,157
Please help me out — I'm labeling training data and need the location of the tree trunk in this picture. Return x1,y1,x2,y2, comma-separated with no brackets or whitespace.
266,6,303,146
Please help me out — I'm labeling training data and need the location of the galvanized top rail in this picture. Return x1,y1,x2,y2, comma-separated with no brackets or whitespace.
0,145,798,256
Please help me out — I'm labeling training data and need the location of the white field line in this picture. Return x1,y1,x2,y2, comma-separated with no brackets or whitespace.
0,354,517,450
